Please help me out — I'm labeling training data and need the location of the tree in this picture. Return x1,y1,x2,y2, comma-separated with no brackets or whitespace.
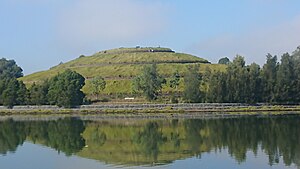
169,70,180,91
47,69,85,108
0,78,27,108
205,71,227,103
0,58,25,107
275,53,295,103
292,47,300,102
245,63,262,103
261,54,278,102
169,70,180,103
90,76,106,100
16,80,28,105
0,58,23,79
132,64,165,101
1,79,18,108
218,57,230,65
225,55,248,102
29,81,49,105
183,65,202,103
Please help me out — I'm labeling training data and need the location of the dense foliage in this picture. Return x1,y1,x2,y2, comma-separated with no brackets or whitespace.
0,58,27,108
28,81,49,105
132,64,166,101
90,76,106,100
204,49,300,103
0,59,85,108
47,69,85,108
183,65,202,103
0,58,23,79
129,46,300,103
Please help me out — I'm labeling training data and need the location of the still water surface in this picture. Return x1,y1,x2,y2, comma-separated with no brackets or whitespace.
0,116,299,169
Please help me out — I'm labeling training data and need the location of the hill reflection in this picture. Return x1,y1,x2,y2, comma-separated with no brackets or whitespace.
0,116,299,167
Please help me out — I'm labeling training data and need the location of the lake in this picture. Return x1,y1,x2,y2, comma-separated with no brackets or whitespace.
0,115,299,169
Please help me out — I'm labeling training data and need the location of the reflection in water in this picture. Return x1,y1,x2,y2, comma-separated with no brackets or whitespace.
0,116,300,168
133,122,167,161
0,119,26,155
0,118,85,156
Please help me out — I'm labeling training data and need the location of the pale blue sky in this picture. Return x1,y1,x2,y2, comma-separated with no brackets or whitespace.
1,0,300,74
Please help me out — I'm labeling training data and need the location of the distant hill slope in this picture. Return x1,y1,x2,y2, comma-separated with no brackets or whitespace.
20,47,226,96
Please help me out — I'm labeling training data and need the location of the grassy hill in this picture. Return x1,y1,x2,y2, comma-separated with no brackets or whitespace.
20,47,226,98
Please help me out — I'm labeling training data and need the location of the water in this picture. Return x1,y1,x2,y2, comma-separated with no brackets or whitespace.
0,116,299,169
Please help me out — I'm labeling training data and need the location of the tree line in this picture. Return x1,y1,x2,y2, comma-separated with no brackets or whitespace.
1,46,300,107
0,58,85,108
133,46,300,103
204,48,300,104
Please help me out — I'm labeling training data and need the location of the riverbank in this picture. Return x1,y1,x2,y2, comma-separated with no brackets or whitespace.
0,103,300,118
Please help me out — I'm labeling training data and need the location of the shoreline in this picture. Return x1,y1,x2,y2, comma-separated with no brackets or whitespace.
1,103,300,118
1,112,300,122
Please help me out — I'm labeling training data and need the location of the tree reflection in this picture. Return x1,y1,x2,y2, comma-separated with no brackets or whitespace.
182,117,300,166
133,122,167,162
0,119,26,155
90,127,106,146
0,116,300,168
42,118,85,156
0,118,85,156
184,120,203,156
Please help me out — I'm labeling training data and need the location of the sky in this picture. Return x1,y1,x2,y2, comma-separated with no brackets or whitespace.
1,0,300,75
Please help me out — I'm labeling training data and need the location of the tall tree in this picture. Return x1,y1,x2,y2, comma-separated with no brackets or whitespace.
275,53,295,103
205,71,227,103
132,64,165,101
169,70,180,103
226,55,248,102
0,58,25,107
47,69,85,108
90,76,106,100
29,81,49,105
1,79,18,108
245,63,262,103
183,65,202,103
0,78,27,108
292,47,300,102
261,54,278,102
16,80,28,105
169,70,180,91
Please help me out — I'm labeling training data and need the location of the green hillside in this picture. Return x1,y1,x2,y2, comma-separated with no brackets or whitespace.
20,47,226,97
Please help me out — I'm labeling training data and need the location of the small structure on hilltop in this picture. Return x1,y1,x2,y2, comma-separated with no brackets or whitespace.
98,47,175,54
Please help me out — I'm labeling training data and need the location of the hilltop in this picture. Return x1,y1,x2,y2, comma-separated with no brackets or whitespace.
20,47,226,98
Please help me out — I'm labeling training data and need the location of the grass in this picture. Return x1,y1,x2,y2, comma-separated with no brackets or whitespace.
19,47,226,95
21,63,226,95
55,51,209,68
2,105,300,115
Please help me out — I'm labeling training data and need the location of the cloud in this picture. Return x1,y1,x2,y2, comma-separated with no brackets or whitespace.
189,15,300,65
56,0,169,49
